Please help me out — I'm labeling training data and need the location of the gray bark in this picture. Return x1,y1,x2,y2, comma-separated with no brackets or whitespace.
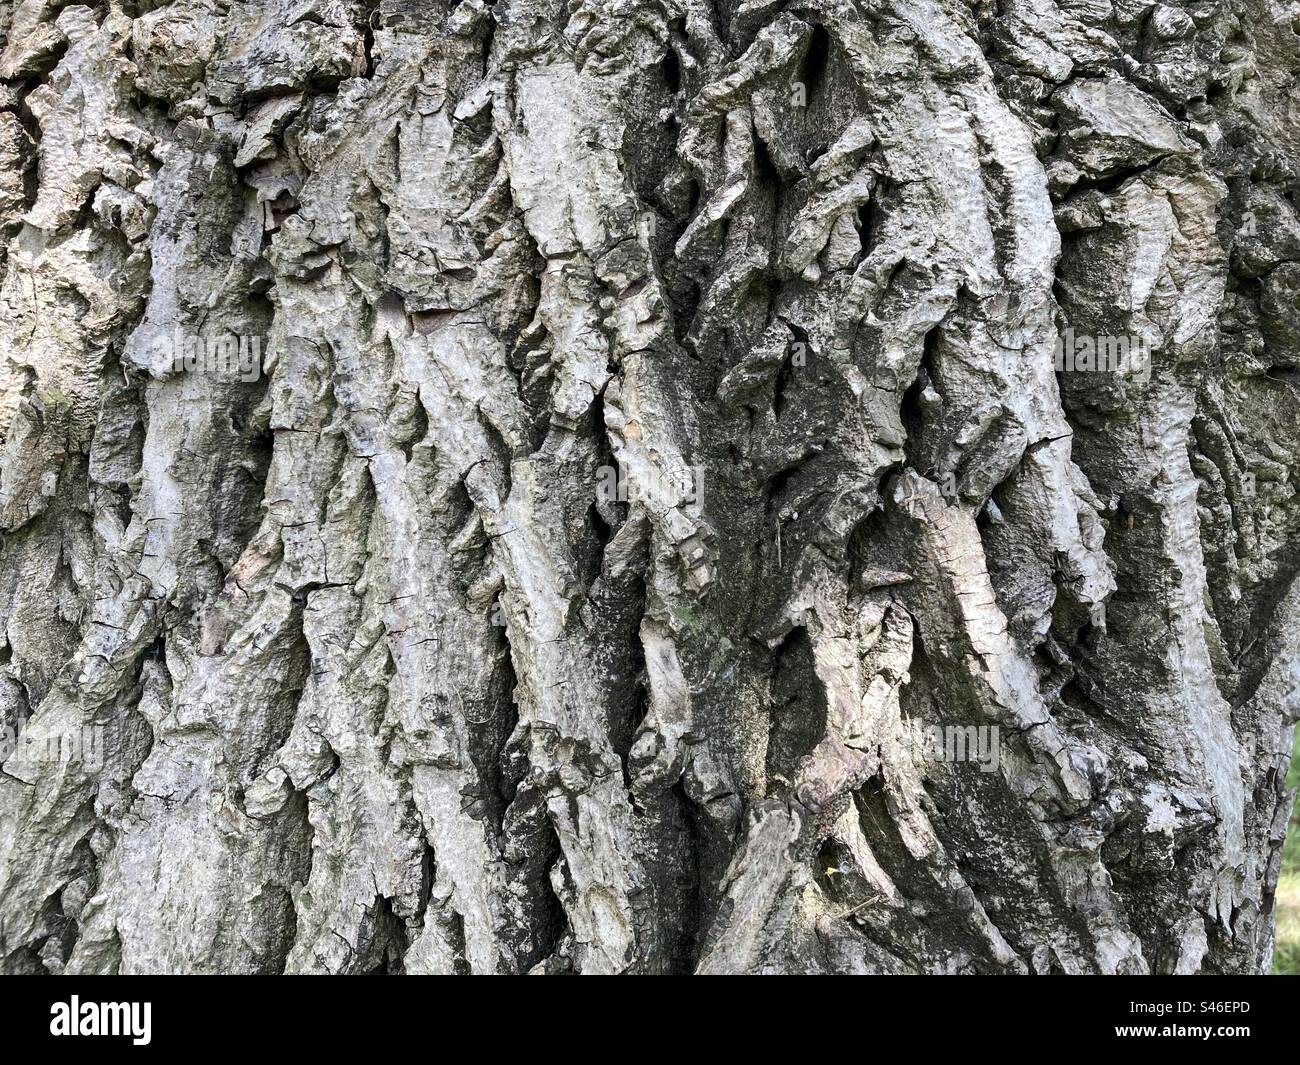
0,0,1296,975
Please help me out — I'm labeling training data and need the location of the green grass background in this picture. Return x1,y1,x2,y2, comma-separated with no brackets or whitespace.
1274,726,1300,975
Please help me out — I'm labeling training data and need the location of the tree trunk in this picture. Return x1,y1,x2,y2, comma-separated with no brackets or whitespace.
0,0,1296,976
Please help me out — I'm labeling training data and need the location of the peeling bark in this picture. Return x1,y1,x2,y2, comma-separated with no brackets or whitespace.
0,0,1297,974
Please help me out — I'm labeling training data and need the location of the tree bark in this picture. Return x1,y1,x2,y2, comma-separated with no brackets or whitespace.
0,0,1297,975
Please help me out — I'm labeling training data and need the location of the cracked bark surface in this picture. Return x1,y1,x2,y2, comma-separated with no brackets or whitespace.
0,0,1297,975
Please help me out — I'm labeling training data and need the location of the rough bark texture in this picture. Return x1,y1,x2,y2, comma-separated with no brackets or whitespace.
1,0,1297,976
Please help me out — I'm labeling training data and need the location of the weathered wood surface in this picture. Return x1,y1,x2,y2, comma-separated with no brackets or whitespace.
0,0,1297,974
